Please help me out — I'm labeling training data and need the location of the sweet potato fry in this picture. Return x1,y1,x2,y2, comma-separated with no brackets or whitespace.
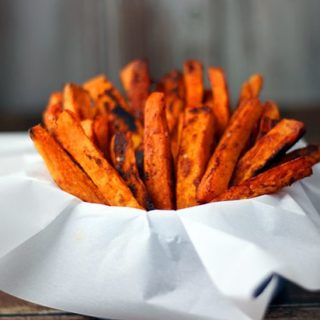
110,132,153,210
157,69,185,99
43,92,63,131
183,60,204,107
208,67,230,136
144,92,174,209
176,106,215,209
83,74,131,114
52,110,142,209
165,97,184,133
211,156,317,202
81,119,94,141
255,101,280,141
272,145,320,167
120,59,151,121
239,74,263,103
63,83,94,120
30,125,107,204
232,119,305,185
93,114,109,156
197,98,263,202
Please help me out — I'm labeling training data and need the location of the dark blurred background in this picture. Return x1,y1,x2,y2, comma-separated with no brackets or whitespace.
0,0,319,141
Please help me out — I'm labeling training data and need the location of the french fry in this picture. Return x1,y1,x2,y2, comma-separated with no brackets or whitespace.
208,67,230,136
183,60,204,107
272,145,320,167
52,110,142,209
144,92,174,209
81,119,94,141
93,114,109,156
211,155,318,202
232,119,305,185
255,101,280,141
157,69,184,99
110,132,153,210
165,97,184,133
197,98,263,202
239,74,263,103
30,125,107,204
83,74,131,114
176,106,215,209
120,59,151,121
43,94,63,132
63,83,94,120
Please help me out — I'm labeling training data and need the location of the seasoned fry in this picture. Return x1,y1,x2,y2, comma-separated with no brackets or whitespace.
83,74,131,114
43,103,62,132
232,119,305,185
183,60,204,107
63,83,94,120
197,98,263,202
30,125,107,204
208,67,230,136
176,106,215,209
120,59,151,121
81,119,94,141
93,114,109,156
272,145,320,167
165,97,184,133
211,156,317,202
144,92,174,209
256,101,280,141
239,74,263,103
110,132,153,210
157,69,184,99
53,110,142,209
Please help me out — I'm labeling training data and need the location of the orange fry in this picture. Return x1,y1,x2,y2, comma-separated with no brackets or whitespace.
110,132,153,210
43,92,63,132
144,92,174,209
197,98,263,202
183,60,204,107
211,156,317,202
30,125,107,204
232,119,305,185
63,83,94,120
208,67,230,136
80,119,94,141
93,114,109,156
176,106,215,209
53,110,142,209
120,59,151,121
157,69,184,99
239,74,263,103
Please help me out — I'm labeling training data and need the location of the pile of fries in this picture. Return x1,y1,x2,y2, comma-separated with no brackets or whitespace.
30,59,320,210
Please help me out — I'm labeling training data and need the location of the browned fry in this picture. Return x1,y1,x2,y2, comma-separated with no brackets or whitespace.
83,74,131,114
144,92,174,209
110,132,153,210
30,125,108,204
120,59,151,121
165,97,184,133
176,106,215,209
157,69,185,99
93,114,109,155
211,156,316,202
171,110,185,164
43,92,63,131
52,110,142,209
63,83,94,120
232,119,305,185
273,145,320,167
197,98,263,202
183,60,204,107
239,74,263,103
81,119,94,141
208,67,230,136
255,101,280,141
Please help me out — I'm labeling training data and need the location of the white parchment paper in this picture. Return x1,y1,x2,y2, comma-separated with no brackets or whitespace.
0,133,319,320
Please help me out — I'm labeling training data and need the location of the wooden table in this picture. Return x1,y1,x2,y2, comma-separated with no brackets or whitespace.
0,109,319,319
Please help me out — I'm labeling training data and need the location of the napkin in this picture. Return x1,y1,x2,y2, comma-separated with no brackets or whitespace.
0,133,319,320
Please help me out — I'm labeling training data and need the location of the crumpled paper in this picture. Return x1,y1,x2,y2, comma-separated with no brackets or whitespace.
0,133,320,320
